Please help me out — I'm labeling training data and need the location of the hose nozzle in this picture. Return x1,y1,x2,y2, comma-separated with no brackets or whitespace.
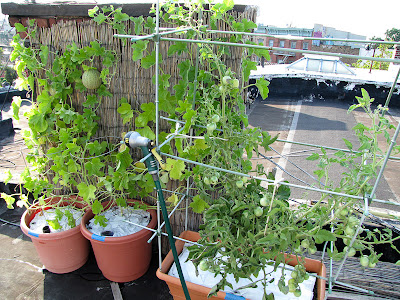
124,131,152,149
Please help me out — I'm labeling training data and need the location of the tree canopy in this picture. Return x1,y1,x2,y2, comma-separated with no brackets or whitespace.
385,28,400,42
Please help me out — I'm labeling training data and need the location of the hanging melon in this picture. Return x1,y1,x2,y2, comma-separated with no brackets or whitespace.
82,69,102,89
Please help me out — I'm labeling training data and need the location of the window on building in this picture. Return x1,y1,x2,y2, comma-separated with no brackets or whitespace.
279,40,285,48
258,38,264,45
303,42,309,50
269,40,274,47
291,41,297,49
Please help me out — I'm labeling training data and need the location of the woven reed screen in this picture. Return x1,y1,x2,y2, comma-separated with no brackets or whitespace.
31,6,257,254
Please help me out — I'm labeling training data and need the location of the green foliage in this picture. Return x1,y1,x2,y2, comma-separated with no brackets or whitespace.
4,66,17,84
9,2,397,297
5,19,155,229
353,44,391,70
385,28,400,42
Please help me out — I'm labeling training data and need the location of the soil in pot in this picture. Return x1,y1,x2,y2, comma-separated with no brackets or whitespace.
157,231,326,300
20,197,90,274
80,200,157,283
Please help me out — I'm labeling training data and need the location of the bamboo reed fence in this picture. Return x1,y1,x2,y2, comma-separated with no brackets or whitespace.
29,6,257,254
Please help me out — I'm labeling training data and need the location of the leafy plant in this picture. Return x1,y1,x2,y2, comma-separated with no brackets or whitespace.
353,44,391,70
3,19,154,229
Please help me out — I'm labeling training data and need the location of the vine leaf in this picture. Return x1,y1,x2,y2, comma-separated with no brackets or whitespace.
47,219,61,230
242,19,257,32
132,40,149,61
255,77,270,99
173,80,188,101
29,112,48,133
133,16,144,34
87,140,107,156
167,42,188,56
136,126,155,141
242,60,257,82
11,96,22,121
1,193,15,209
165,158,185,180
116,148,134,171
141,50,162,69
14,23,27,33
190,195,210,213
85,157,105,176
91,199,103,215
77,182,96,201
261,131,278,151
83,95,99,107
183,109,196,133
178,60,190,81
167,193,179,206
117,102,134,124
135,102,156,127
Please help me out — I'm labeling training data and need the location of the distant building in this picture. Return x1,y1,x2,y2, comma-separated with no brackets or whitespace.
255,25,313,64
254,24,367,65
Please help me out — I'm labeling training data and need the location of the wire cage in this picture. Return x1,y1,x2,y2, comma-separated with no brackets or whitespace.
110,1,400,298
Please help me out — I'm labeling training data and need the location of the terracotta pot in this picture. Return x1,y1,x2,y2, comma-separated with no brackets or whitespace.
80,199,157,282
20,196,90,274
157,231,326,300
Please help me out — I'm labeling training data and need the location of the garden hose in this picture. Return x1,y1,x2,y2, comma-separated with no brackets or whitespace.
124,131,191,300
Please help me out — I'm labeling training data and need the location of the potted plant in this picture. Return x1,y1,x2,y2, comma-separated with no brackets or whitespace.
95,1,400,299
1,20,118,273
80,198,157,282
6,12,164,283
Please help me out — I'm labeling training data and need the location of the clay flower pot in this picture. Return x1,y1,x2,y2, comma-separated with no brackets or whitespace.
157,231,327,300
80,199,157,282
20,196,90,274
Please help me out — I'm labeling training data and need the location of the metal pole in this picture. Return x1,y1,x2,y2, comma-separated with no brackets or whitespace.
124,220,202,247
160,37,400,64
383,66,400,109
154,0,163,275
161,152,364,201
205,29,400,46
369,120,400,202
369,48,376,74
160,117,400,162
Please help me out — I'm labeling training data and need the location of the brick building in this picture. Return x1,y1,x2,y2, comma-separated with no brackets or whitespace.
254,25,313,64
254,24,366,65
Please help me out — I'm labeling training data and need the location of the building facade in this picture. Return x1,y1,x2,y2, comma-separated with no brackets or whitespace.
255,25,313,64
254,24,366,65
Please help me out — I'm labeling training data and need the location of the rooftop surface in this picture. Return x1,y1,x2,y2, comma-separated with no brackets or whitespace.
250,64,400,89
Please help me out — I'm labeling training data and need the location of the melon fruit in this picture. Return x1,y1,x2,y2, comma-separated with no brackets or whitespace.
82,69,102,89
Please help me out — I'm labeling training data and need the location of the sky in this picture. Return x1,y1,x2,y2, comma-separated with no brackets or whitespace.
251,0,399,39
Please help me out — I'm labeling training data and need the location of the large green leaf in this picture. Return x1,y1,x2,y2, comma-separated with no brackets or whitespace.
189,195,210,213
165,158,185,180
255,77,270,99
117,102,134,124
135,102,155,127
77,182,96,201
141,50,162,69
29,112,48,133
314,229,337,244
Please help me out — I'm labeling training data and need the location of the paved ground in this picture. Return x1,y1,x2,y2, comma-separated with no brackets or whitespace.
247,97,400,216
